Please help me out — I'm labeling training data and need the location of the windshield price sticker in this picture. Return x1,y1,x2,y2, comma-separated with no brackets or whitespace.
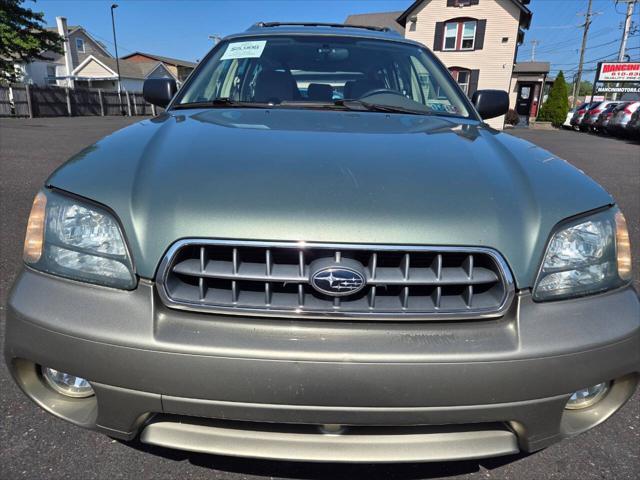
221,41,267,60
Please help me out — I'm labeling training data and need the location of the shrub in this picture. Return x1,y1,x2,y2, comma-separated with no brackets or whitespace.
505,109,520,126
537,71,569,127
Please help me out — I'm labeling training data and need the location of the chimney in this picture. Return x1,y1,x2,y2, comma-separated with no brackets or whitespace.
56,16,75,88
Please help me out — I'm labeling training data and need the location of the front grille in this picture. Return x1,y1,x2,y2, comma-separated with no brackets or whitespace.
156,240,514,320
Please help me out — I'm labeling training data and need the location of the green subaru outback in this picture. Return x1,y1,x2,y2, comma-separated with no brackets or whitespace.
5,23,639,463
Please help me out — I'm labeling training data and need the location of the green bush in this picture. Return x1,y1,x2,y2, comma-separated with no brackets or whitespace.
537,71,569,127
505,109,520,126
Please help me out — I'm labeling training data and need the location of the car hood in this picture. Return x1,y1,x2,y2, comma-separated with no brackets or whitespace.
47,108,612,287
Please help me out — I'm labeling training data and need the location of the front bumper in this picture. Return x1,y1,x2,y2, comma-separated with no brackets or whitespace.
5,269,640,462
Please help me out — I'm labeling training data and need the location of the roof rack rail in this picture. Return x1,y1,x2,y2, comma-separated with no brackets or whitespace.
249,22,393,33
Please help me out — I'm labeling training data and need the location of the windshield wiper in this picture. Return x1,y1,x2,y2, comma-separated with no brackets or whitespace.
333,99,467,118
172,98,270,110
333,99,427,116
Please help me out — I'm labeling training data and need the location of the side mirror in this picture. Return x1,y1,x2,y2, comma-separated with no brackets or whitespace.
143,78,177,108
472,90,510,120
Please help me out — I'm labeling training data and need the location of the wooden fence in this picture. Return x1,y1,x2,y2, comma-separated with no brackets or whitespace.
0,86,12,116
0,84,160,118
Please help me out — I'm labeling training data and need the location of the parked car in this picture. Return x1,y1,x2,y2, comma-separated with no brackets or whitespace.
570,101,597,129
562,107,576,129
608,101,640,137
580,101,617,132
605,102,631,135
625,108,640,139
5,23,639,464
593,102,621,134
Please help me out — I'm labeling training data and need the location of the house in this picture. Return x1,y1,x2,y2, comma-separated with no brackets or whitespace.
344,11,406,35
16,17,113,87
70,55,176,92
509,61,550,124
121,52,197,82
345,1,534,128
16,16,195,92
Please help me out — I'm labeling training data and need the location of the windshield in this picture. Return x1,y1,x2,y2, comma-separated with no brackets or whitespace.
174,35,472,118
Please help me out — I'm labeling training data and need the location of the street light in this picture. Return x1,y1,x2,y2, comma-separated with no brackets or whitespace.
110,4,122,97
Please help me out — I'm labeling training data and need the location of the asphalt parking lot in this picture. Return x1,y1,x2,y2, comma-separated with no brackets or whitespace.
0,117,638,480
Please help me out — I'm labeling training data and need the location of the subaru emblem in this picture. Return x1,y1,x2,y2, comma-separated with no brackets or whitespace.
311,266,366,297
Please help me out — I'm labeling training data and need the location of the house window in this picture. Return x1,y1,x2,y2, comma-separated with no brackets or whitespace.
76,38,85,53
461,21,476,49
443,23,458,50
46,65,56,85
450,68,471,94
443,20,477,51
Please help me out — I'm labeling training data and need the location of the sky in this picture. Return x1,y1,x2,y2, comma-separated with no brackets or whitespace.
31,0,640,82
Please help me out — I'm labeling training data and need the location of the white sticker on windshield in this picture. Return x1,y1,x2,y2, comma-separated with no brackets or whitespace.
221,41,267,60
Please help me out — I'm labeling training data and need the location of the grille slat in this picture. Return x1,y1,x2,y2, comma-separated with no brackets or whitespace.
158,241,514,321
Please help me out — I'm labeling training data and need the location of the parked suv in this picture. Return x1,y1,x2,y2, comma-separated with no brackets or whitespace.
5,23,639,463
593,102,620,134
626,108,640,139
570,101,597,129
608,101,640,136
580,101,617,132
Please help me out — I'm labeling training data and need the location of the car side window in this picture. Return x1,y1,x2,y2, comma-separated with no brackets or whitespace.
409,56,457,113
409,56,434,101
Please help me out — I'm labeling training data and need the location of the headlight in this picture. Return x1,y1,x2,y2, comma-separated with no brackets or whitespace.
534,208,632,301
23,190,136,289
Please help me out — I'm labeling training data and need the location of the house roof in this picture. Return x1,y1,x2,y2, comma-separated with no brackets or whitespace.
100,57,164,79
72,54,176,80
513,61,550,74
121,52,197,68
397,0,532,29
46,25,81,33
344,11,405,35
46,25,112,57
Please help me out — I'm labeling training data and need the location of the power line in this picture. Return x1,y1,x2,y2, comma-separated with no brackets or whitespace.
530,40,540,60
551,47,640,77
84,28,135,55
617,0,637,61
520,28,614,56
572,0,595,107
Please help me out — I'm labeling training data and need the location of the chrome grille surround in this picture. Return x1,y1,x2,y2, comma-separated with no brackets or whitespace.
156,239,515,321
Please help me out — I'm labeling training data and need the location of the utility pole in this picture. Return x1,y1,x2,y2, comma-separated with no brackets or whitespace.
572,0,594,108
618,0,637,61
208,34,221,45
530,40,540,61
110,4,122,95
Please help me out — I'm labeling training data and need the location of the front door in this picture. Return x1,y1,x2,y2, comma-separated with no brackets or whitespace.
516,84,533,116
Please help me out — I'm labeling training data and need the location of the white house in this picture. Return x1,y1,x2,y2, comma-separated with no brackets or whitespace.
16,16,189,93
16,17,113,87
346,1,536,128
71,54,176,92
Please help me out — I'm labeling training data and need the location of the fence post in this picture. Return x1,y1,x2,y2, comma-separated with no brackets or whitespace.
151,103,157,116
98,89,105,116
65,87,72,116
132,93,138,116
125,91,132,116
118,91,124,115
25,84,34,118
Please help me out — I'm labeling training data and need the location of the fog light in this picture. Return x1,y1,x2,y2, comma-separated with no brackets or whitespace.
565,382,609,410
42,367,94,398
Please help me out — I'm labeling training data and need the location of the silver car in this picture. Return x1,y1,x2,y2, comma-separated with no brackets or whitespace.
570,102,597,129
580,101,618,132
608,101,640,136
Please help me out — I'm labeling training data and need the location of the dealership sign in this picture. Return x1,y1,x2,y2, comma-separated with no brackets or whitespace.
596,86,640,93
595,62,640,82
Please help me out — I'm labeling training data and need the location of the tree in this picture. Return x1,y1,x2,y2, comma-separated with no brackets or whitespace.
537,71,569,127
578,80,593,96
0,0,63,83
